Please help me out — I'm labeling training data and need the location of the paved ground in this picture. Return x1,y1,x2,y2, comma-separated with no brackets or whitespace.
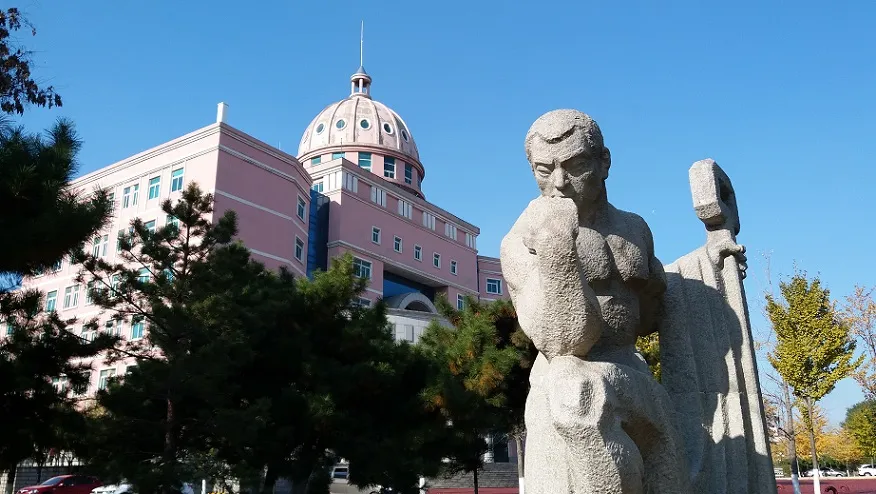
776,477,876,493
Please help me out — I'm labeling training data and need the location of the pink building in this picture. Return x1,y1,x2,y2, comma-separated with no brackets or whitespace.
8,65,509,395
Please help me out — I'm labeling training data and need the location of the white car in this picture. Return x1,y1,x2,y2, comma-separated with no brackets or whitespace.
91,484,133,494
859,464,876,476
804,468,843,477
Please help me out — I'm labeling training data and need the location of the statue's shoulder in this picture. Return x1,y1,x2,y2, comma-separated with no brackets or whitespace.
607,205,655,246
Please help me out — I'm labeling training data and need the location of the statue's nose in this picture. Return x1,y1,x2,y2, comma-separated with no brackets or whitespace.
552,168,568,189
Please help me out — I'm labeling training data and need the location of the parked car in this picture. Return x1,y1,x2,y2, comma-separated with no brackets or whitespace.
804,468,844,477
90,482,133,494
16,475,102,494
859,464,876,476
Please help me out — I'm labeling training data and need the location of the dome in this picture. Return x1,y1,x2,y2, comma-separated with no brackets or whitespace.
297,67,420,165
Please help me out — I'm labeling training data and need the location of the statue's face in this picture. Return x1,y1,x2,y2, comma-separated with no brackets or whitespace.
529,134,609,205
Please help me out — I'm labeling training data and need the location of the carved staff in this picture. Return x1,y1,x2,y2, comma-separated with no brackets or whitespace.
689,159,777,494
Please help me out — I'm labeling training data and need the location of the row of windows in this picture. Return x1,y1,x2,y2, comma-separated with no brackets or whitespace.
119,168,184,210
370,227,459,275
311,153,417,188
313,120,410,142
311,168,477,251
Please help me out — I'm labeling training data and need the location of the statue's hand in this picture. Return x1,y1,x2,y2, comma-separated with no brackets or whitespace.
522,197,579,255
706,233,747,279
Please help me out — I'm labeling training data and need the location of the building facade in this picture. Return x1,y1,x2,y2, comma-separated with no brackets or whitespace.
7,64,509,395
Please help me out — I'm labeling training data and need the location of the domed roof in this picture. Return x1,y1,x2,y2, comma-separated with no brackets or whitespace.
297,67,420,163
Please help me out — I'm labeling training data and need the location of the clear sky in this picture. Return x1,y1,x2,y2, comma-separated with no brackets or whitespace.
13,0,875,426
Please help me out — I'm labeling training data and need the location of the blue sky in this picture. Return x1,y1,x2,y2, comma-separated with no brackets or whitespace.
13,0,875,425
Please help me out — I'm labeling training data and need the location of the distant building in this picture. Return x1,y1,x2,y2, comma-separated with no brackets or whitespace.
7,63,510,398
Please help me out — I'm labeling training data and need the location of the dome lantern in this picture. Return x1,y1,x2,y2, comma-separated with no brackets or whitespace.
351,66,372,98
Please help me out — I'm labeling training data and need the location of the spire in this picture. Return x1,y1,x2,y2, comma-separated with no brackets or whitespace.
350,20,372,98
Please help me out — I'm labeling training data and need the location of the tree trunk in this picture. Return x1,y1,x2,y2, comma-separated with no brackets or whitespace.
162,396,177,494
262,466,277,494
806,396,821,494
514,435,525,494
4,466,17,494
783,381,801,494
472,467,479,494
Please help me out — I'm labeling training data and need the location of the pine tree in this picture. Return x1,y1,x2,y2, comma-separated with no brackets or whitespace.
418,297,536,494
0,118,114,491
766,271,862,488
73,183,273,494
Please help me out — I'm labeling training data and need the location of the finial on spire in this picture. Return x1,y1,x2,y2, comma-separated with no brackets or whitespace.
360,21,364,68
350,20,372,98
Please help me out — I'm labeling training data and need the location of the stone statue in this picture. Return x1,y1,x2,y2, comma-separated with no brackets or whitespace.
500,110,776,494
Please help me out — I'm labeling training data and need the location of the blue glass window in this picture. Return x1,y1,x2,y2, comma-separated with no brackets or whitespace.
359,153,372,171
404,164,413,185
171,168,184,192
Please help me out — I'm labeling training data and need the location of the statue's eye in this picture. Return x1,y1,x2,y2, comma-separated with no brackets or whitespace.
535,165,552,176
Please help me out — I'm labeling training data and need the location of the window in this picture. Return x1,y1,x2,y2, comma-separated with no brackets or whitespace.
98,369,116,390
295,237,304,262
414,245,422,261
486,278,503,295
384,157,396,178
405,164,413,185
433,253,441,269
383,122,394,134
333,467,349,480
46,291,57,312
312,180,324,193
466,232,476,249
403,324,415,342
297,196,306,220
144,220,156,233
167,215,179,229
457,294,465,310
52,377,68,394
370,186,387,207
355,297,372,308
397,199,412,219
111,274,120,297
359,152,372,171
92,235,106,257
445,222,458,240
359,119,371,129
171,168,184,192
422,212,436,230
335,119,346,129
6,322,15,335
63,285,80,309
131,317,145,340
137,268,149,283
311,156,321,165
352,258,372,279
51,259,63,272
332,152,345,160
108,192,116,211
394,236,403,253
315,123,325,134
105,319,119,336
148,177,160,200
123,186,131,208
371,227,381,244
343,172,358,192
450,260,458,275
85,281,95,305
402,129,409,141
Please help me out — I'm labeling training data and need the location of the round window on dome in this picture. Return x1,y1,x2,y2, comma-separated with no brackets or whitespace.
315,123,325,134
401,129,409,142
383,122,394,135
360,119,371,129
336,119,346,130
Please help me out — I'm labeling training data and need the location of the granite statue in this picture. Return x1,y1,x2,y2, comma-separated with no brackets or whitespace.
500,110,776,494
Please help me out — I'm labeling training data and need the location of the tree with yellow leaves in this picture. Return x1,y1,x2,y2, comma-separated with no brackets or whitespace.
766,271,863,491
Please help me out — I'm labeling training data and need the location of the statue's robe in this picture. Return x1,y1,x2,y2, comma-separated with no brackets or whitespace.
660,246,777,494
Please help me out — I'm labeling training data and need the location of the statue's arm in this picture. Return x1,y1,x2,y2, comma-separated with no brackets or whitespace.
500,202,602,359
638,218,667,337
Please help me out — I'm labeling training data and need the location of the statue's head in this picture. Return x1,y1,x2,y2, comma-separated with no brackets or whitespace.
524,109,611,206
